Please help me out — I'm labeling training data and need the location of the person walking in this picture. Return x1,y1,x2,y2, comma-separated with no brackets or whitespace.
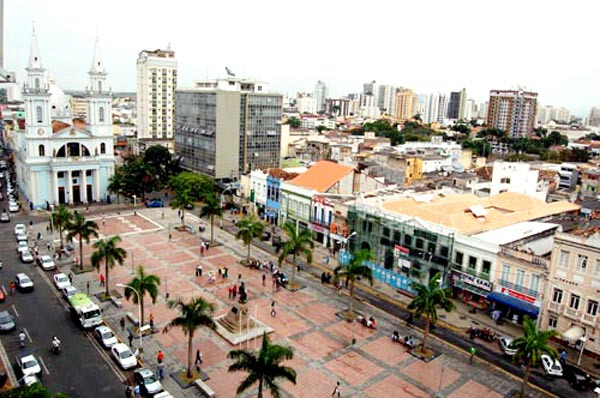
9,281,15,296
228,286,233,300
262,273,266,286
332,381,341,398
149,313,154,330
157,362,165,380
124,383,132,398
469,346,476,364
196,264,202,277
100,274,105,287
120,317,126,332
68,272,73,284
232,284,238,299
200,243,205,257
195,349,203,369
128,331,134,347
86,281,90,295
157,350,164,364
271,300,276,317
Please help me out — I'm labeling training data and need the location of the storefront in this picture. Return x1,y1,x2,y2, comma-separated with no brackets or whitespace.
310,222,330,247
487,288,539,325
451,270,493,309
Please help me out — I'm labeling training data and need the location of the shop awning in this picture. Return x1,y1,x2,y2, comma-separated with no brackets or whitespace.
562,325,585,343
455,280,489,297
487,292,539,318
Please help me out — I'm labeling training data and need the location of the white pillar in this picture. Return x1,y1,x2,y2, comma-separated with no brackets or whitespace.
95,168,101,202
67,170,73,204
81,170,87,203
53,171,59,204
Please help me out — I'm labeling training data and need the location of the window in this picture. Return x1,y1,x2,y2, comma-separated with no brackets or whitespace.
36,106,43,123
577,255,588,272
501,264,510,282
85,170,92,176
552,288,563,303
569,294,580,310
530,274,540,295
416,238,424,249
404,235,412,246
559,250,570,268
38,145,45,157
100,143,106,154
99,107,105,123
482,260,491,275
440,246,449,258
35,78,40,89
587,300,598,316
595,259,600,279
500,177,511,184
515,270,525,288
98,81,102,93
548,316,557,328
382,227,390,237
468,256,477,270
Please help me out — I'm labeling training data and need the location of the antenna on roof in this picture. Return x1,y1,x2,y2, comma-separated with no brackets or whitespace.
225,67,235,77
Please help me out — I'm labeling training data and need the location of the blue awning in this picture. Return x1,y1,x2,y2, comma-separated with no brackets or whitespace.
487,292,539,317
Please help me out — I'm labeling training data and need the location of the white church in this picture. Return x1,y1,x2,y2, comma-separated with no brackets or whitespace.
12,29,115,209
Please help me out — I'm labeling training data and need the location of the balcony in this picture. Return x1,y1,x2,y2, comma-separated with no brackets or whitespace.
564,307,580,320
582,313,597,326
548,301,564,313
497,279,539,298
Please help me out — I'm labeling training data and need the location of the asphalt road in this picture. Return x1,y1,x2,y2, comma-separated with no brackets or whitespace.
0,179,126,396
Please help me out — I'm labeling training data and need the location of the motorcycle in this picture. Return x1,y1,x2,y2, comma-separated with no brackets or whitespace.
51,338,61,355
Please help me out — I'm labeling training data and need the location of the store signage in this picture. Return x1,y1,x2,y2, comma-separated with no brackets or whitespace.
454,270,492,291
500,287,536,304
310,223,329,234
394,244,409,257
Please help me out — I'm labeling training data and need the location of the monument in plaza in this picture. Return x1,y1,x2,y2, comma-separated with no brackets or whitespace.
215,301,273,345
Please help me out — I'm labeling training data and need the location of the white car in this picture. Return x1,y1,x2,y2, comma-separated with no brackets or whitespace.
9,202,19,213
541,354,563,377
95,325,118,349
111,343,137,370
53,273,71,290
15,273,34,292
498,336,517,356
61,285,77,300
38,255,56,271
134,368,163,395
20,250,34,264
0,212,9,223
14,224,26,236
17,241,28,254
18,355,41,378
16,233,27,242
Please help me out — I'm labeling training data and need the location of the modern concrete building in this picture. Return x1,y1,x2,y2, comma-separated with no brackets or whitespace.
587,107,600,127
394,89,417,121
69,95,87,119
487,90,538,138
489,160,549,201
447,88,466,120
313,80,328,114
376,84,396,114
136,48,177,151
175,77,283,180
423,93,446,124
296,92,316,114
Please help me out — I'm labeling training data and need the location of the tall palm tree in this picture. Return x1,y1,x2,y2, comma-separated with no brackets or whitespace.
277,222,313,289
124,265,160,327
107,168,125,204
170,189,193,226
408,272,455,354
90,236,127,296
51,204,72,249
65,212,99,269
199,193,222,245
511,317,558,398
163,297,216,378
228,332,296,398
236,214,266,262
333,249,374,313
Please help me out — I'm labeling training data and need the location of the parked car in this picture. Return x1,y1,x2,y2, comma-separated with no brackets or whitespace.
16,241,28,254
94,325,118,349
8,202,19,213
18,355,41,378
134,368,163,396
563,363,594,390
20,250,34,264
0,212,9,223
15,273,34,292
111,343,137,370
53,273,71,290
541,354,563,377
61,285,77,300
498,336,517,357
145,199,164,208
14,224,26,236
16,233,27,243
37,255,56,271
0,310,16,332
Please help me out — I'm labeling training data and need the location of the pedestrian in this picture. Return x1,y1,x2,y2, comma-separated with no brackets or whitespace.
128,331,134,347
232,284,237,299
326,255,330,265
100,273,105,286
68,272,73,284
120,317,126,331
168,233,172,241
262,273,266,286
125,383,132,398
133,384,140,398
271,300,276,317
560,349,567,364
157,350,164,364
9,281,15,296
205,241,210,251
157,362,165,379
228,286,233,300
218,268,222,278
332,381,341,398
47,242,51,252
200,242,205,256
149,313,154,329
36,231,41,240
469,346,476,364
196,264,202,277
223,266,228,278
195,349,203,366
86,281,90,295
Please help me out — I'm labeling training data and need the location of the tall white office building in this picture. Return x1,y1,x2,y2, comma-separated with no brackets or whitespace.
314,80,328,113
423,93,446,124
136,48,177,151
377,84,396,115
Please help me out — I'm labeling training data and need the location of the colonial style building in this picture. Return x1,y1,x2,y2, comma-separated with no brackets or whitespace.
13,30,114,208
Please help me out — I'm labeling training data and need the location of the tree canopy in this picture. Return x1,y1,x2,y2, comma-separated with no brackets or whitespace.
169,172,214,202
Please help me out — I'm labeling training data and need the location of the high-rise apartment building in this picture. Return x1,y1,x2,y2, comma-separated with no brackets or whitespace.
136,48,177,151
587,107,600,127
394,88,417,121
296,92,316,114
487,90,537,138
537,105,572,125
377,84,396,115
447,88,467,120
175,77,282,180
313,80,328,113
423,93,446,124
363,80,376,96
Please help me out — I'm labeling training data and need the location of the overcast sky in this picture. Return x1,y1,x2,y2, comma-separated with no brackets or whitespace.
6,0,599,116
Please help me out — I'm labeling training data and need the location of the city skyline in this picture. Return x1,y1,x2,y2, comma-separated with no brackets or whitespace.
6,0,599,116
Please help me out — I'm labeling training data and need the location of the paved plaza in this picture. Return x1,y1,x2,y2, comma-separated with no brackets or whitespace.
42,207,551,398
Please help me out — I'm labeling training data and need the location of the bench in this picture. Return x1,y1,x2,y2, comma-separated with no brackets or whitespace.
195,379,216,397
126,312,138,327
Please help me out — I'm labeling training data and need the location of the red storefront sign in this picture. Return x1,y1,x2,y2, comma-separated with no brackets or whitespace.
394,244,409,256
500,287,535,303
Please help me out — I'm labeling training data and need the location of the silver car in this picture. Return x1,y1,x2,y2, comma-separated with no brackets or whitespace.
498,336,517,356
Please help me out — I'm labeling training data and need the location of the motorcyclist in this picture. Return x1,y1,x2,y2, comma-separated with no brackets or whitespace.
366,316,376,329
51,336,61,352
19,330,26,347
392,330,400,342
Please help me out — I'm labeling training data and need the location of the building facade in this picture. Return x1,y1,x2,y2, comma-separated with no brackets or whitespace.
14,32,114,208
175,78,283,180
313,80,328,114
394,89,417,121
136,49,177,151
487,90,538,138
447,89,466,120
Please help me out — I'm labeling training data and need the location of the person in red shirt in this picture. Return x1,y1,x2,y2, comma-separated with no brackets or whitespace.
99,274,105,286
157,350,164,364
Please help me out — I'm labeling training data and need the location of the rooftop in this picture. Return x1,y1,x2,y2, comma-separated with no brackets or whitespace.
289,161,354,192
472,221,559,245
381,191,580,235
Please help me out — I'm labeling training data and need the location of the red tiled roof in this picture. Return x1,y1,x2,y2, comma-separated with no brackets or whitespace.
289,161,354,192
51,120,70,133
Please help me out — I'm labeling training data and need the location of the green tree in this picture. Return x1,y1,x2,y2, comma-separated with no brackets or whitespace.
107,167,125,204
285,116,301,128
450,123,471,135
315,125,329,133
511,317,558,398
0,383,68,398
236,214,266,262
125,265,160,327
413,113,422,122
408,272,455,354
170,190,193,226
477,128,507,141
90,236,127,296
163,297,216,378
333,249,374,313
65,212,99,269
120,156,155,200
543,131,568,147
51,204,72,250
169,172,214,202
143,145,172,185
277,222,314,290
228,332,296,398
199,193,223,245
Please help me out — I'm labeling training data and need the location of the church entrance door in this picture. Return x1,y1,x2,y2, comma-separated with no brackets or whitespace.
58,187,65,204
73,185,81,203
86,184,93,203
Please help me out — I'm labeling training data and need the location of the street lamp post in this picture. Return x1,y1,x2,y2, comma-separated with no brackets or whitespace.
577,336,587,366
116,284,143,356
220,186,234,228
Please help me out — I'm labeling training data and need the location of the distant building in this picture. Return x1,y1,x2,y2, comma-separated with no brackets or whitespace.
447,88,467,120
490,160,549,201
136,48,177,151
313,80,328,113
363,80,376,96
296,92,316,114
587,107,600,127
376,84,396,114
325,98,350,117
394,89,417,121
423,93,446,124
175,77,282,180
487,90,538,138
69,95,87,119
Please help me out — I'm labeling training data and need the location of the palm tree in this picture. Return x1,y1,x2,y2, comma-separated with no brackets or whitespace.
333,249,374,313
51,204,72,249
90,236,127,296
170,189,193,226
236,214,266,263
124,265,160,327
107,168,125,204
65,212,99,269
163,297,216,378
199,193,222,245
228,332,296,398
408,272,455,354
277,222,313,289
511,317,558,398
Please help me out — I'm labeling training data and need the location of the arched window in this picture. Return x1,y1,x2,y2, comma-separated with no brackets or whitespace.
38,145,45,157
98,81,102,93
100,143,106,154
35,78,40,89
36,106,43,123
99,107,105,123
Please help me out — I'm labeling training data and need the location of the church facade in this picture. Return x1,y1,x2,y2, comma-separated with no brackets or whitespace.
13,29,115,208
